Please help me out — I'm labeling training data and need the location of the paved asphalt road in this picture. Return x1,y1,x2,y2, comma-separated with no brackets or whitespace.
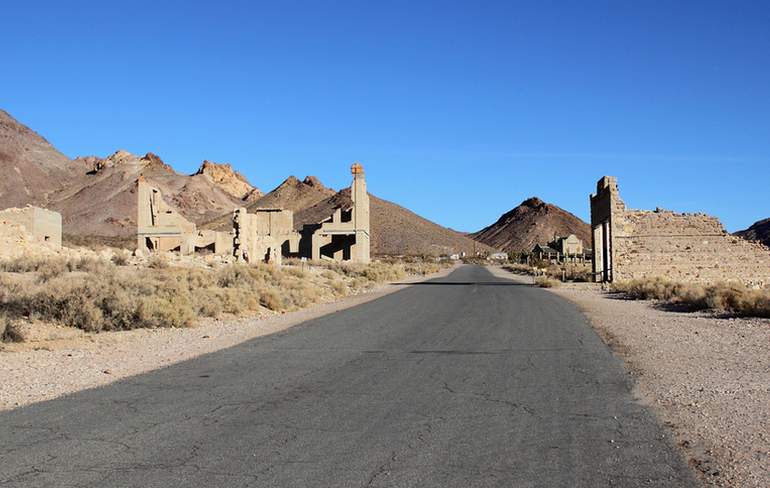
0,265,696,487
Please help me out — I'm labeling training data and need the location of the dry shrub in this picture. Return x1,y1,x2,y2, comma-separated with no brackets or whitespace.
611,278,770,317
148,254,169,269
111,254,129,266
330,280,347,296
535,277,559,288
504,264,537,276
0,257,451,336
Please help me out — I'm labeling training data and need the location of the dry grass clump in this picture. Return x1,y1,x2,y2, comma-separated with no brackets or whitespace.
0,256,446,337
503,263,537,275
534,277,559,288
611,278,770,317
504,263,590,283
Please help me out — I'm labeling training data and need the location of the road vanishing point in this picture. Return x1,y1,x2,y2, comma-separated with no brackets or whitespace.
0,265,696,487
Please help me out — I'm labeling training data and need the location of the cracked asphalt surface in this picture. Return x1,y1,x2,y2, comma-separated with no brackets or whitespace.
0,265,697,487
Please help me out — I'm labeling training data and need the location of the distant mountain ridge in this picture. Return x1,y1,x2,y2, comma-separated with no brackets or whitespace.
471,197,591,253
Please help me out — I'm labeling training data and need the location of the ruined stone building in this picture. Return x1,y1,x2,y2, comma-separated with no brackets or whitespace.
0,206,62,258
300,163,371,264
551,234,584,256
136,163,371,264
233,207,298,265
530,234,588,264
590,176,770,286
136,178,232,255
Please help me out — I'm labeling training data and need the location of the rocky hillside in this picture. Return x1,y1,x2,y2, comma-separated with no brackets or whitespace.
0,109,87,209
735,218,770,247
0,111,260,237
253,175,336,212
471,197,591,253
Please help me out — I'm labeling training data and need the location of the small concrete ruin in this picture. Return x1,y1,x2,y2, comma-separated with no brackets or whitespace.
0,206,62,248
136,163,371,264
0,206,63,257
590,176,770,286
531,234,589,264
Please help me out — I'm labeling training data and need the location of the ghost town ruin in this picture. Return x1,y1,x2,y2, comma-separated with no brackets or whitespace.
136,176,233,256
531,234,590,264
136,163,371,264
590,176,770,286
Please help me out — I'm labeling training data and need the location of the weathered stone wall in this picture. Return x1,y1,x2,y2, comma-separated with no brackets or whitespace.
591,176,770,286
613,210,770,286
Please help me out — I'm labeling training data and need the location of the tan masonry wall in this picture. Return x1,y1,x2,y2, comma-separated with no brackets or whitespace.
591,176,770,287
613,210,770,286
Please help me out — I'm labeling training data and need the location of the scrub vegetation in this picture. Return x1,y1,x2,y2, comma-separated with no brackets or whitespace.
0,256,448,340
611,277,770,318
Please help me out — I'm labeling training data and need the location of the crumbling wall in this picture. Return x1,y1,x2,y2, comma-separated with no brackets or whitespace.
233,208,299,265
591,176,770,286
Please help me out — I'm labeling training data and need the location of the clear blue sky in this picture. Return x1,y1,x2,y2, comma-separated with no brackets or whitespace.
2,0,769,232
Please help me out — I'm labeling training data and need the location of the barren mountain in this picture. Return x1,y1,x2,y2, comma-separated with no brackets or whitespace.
0,110,86,209
254,175,336,212
294,188,493,256
471,197,591,253
735,218,770,247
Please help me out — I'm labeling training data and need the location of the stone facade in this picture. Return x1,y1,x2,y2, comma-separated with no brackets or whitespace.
232,208,299,265
590,176,770,286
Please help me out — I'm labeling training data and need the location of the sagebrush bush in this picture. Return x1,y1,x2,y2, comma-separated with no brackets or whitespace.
0,256,450,337
611,278,770,317
535,277,559,288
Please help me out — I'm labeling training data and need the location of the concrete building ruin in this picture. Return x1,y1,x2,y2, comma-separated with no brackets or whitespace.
233,207,299,265
301,163,371,263
136,163,371,264
590,176,770,286
136,178,232,255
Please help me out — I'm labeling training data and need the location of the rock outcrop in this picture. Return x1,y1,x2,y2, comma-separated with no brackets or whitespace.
194,161,262,201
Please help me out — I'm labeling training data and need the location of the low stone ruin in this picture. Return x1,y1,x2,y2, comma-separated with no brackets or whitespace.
0,206,62,258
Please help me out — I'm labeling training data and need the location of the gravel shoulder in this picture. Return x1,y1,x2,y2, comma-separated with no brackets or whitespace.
0,265,457,412
545,281,769,487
